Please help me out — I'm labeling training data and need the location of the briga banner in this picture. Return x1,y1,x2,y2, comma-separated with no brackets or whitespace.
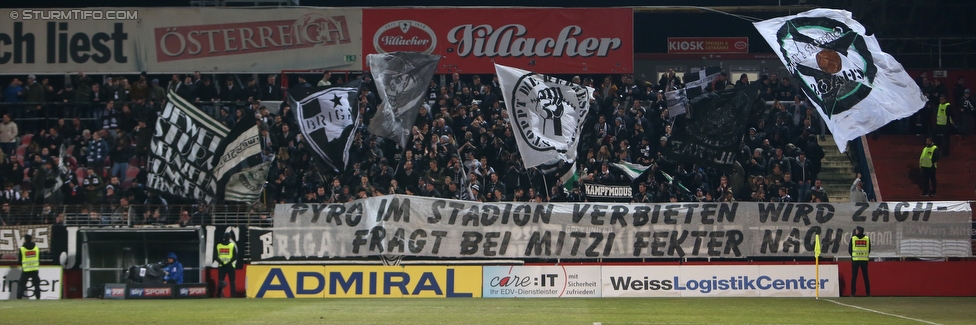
362,8,633,74
271,196,972,259
667,37,749,54
246,265,481,298
1,266,62,300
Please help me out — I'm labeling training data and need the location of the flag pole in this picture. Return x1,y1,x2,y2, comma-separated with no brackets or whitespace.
815,234,821,300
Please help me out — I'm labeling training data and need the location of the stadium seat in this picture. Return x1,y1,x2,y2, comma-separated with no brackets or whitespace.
126,166,139,180
75,167,87,184
15,144,26,159
20,134,32,145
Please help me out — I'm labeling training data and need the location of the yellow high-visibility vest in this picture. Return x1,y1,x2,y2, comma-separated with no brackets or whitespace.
20,246,40,272
937,103,949,125
851,236,870,261
919,145,938,168
217,242,236,267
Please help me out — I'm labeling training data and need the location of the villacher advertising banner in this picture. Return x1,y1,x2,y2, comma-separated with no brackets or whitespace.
362,8,634,74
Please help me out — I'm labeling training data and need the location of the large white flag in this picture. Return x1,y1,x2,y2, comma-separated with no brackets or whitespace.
494,64,594,168
754,9,927,152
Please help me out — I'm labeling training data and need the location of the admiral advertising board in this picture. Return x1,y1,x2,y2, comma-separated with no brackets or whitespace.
362,8,633,74
246,265,481,298
248,265,838,298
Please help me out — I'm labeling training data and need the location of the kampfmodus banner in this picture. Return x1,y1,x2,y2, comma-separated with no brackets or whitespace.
362,8,633,74
753,9,927,152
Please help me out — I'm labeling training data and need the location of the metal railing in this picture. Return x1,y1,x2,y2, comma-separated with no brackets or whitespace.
1,203,272,227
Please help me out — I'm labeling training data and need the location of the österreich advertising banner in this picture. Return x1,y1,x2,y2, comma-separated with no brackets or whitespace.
362,8,633,74
145,7,361,72
0,8,362,73
602,265,839,297
271,195,972,259
667,37,749,54
246,265,481,298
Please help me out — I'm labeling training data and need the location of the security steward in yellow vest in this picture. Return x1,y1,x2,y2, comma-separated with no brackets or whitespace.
17,234,42,300
919,137,940,197
214,232,239,298
849,226,871,297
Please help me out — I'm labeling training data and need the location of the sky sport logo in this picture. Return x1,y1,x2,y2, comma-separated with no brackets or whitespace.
9,10,139,21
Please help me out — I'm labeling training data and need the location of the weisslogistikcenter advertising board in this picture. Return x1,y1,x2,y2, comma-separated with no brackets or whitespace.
601,265,839,297
482,266,601,298
0,266,62,300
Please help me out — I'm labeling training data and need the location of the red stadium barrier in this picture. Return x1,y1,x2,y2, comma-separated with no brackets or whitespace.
205,265,248,298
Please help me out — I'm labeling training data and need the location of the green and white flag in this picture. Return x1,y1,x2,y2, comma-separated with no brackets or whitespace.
611,161,650,181
754,9,926,152
560,163,579,191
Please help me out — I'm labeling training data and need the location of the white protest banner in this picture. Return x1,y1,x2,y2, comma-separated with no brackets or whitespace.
754,9,927,152
270,195,972,260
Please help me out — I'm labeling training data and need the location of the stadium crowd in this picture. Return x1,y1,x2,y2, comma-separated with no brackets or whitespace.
0,69,840,226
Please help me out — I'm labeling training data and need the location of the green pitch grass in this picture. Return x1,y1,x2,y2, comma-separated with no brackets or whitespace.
2,297,974,324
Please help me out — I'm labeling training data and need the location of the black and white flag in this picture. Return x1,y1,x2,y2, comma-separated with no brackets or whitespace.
494,64,594,168
754,9,927,152
664,84,764,172
367,52,440,148
210,113,266,202
148,91,229,202
683,66,723,98
289,86,360,173
665,88,689,118
224,156,274,202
